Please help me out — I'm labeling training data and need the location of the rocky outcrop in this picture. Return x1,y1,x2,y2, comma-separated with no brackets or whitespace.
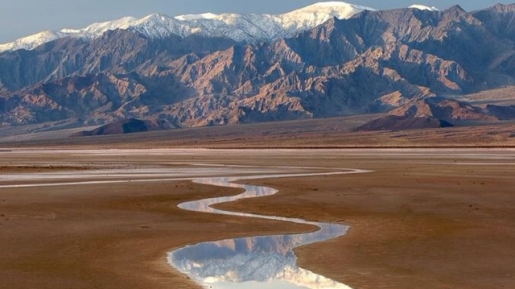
486,104,515,120
70,118,172,137
355,115,453,131
389,96,499,122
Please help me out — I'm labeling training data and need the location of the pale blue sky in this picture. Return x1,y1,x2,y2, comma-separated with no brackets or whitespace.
0,0,511,43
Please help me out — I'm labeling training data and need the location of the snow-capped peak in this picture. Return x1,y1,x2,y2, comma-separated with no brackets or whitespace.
0,16,139,52
175,13,219,21
60,16,138,35
0,1,374,53
0,31,64,52
409,4,439,11
290,1,374,14
276,1,374,30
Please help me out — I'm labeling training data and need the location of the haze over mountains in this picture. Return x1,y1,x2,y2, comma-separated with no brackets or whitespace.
1,1,515,136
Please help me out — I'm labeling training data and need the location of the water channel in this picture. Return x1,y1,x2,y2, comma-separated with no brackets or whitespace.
169,171,367,289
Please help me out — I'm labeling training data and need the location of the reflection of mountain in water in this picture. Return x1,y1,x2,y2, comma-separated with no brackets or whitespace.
169,175,354,289
171,225,350,288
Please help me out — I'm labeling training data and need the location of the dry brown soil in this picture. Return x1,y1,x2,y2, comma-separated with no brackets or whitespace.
2,115,515,149
0,149,514,289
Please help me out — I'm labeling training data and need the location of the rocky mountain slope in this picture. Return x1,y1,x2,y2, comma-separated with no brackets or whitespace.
1,2,515,132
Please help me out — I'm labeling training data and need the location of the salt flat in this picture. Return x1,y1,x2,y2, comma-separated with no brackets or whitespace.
0,148,514,289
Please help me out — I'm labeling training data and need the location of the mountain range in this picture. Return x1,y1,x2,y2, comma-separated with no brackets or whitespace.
1,2,515,137
0,2,374,53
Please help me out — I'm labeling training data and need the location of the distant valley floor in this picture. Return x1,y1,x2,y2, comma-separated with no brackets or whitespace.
1,115,514,148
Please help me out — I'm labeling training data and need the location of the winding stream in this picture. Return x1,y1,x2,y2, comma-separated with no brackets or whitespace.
169,170,368,289
0,157,367,288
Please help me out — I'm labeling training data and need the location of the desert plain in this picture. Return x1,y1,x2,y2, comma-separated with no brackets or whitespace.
0,148,514,289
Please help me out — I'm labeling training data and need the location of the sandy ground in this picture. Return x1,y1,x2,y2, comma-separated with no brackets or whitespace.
0,149,514,289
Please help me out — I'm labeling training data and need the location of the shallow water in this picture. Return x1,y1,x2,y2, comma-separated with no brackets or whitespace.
169,172,364,289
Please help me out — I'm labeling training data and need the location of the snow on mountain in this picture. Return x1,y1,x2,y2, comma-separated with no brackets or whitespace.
409,4,439,11
0,1,373,53
59,16,138,35
175,13,219,21
0,17,137,52
0,31,65,52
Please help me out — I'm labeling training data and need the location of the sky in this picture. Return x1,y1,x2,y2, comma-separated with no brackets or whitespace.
0,0,512,43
